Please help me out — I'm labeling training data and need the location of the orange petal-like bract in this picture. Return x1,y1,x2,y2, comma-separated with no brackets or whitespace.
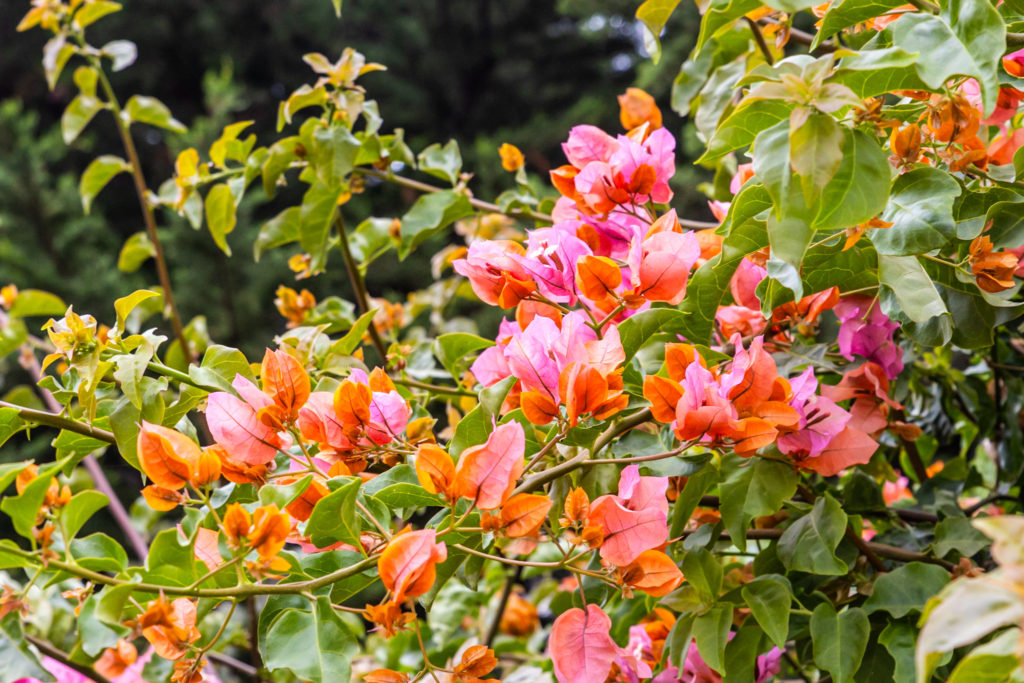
378,529,448,603
414,443,455,496
800,425,879,476
453,421,525,510
260,348,311,422
587,495,668,566
137,421,200,490
500,493,552,538
624,549,684,597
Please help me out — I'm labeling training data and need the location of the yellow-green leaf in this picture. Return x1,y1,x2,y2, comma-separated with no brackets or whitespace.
205,183,237,256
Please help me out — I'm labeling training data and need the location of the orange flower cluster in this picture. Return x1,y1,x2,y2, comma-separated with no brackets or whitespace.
134,596,201,661
970,235,1019,293
222,502,292,572
137,422,224,511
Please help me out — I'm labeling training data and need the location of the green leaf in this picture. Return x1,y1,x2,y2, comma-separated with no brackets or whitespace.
720,457,798,552
886,0,1005,115
144,527,202,586
947,628,1021,683
2,465,60,538
62,92,103,144
864,562,950,618
300,182,342,273
60,490,109,541
790,112,844,199
754,121,890,300
811,603,870,683
698,98,794,164
417,140,462,185
877,255,950,325
741,575,792,648
113,289,159,335
693,605,732,674
433,333,493,380
695,0,762,54
398,190,474,260
255,206,301,260
125,95,186,133
306,477,362,550
205,183,237,256
636,0,683,62
73,0,121,28
348,217,396,265
328,307,378,357
262,597,358,683
617,308,690,361
834,46,930,99
71,533,128,573
80,155,129,214
117,232,156,272
879,621,917,683
683,547,723,604
259,474,313,509
933,516,991,558
188,344,254,392
0,459,29,492
371,483,441,511
873,167,961,255
0,613,49,681
817,0,908,44
78,589,127,656
331,0,342,16
777,494,848,575
6,289,66,319
311,125,360,189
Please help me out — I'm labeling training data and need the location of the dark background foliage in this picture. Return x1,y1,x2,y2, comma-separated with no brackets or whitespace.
0,0,709,359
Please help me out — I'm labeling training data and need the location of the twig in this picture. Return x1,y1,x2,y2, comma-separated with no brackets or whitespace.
512,408,653,495
354,167,719,231
87,55,192,364
208,651,259,679
745,18,775,65
0,400,115,444
393,377,474,397
335,213,388,362
25,633,112,683
244,596,266,682
483,565,522,647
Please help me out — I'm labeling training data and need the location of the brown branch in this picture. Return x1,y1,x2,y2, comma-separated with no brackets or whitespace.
681,527,954,569
335,213,388,363
87,56,192,364
354,167,720,231
483,565,522,647
697,495,939,524
745,17,775,65
0,400,115,444
25,634,112,683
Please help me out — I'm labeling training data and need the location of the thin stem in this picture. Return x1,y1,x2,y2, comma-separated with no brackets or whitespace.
513,408,653,495
484,565,522,647
335,212,388,362
354,167,720,231
451,544,609,582
208,651,258,680
86,53,192,364
393,377,474,397
583,445,687,467
355,498,392,540
6,544,380,597
521,428,570,476
744,17,775,65
0,400,115,444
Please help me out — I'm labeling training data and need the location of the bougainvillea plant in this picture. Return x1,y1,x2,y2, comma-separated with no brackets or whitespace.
5,0,1024,681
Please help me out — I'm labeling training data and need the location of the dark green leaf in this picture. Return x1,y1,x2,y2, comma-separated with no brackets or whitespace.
811,603,870,683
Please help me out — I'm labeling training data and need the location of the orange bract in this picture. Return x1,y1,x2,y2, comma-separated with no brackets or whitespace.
364,670,410,683
575,255,622,302
377,529,448,602
618,87,662,131
970,235,1019,293
334,379,372,435
455,645,498,680
623,549,684,597
137,421,200,491
260,348,311,424
500,493,552,538
414,443,455,497
140,597,200,661
499,143,524,171
453,421,525,510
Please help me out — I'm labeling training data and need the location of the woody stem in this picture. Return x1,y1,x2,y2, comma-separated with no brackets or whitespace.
85,50,192,364
335,213,388,363
483,564,522,647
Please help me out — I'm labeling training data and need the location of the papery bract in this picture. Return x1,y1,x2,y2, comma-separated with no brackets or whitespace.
378,529,448,602
453,421,525,510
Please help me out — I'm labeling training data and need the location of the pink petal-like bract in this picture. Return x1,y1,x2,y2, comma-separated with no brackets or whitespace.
549,604,620,683
453,421,526,510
